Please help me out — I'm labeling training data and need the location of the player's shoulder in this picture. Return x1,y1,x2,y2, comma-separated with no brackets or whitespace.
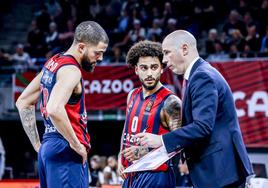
163,94,182,110
58,64,81,74
56,64,81,82
166,94,181,103
127,87,141,103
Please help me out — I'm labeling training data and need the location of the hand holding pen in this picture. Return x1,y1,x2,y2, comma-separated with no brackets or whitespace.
135,131,163,149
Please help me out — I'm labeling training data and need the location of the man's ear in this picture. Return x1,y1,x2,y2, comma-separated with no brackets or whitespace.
135,65,138,75
182,44,188,56
78,43,86,54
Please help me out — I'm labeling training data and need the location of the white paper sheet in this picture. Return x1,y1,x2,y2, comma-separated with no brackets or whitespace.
123,146,182,173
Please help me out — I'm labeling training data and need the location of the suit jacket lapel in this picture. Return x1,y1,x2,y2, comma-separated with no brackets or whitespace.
182,58,206,123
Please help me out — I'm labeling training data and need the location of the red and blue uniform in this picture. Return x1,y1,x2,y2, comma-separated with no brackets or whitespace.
122,86,176,188
38,53,90,188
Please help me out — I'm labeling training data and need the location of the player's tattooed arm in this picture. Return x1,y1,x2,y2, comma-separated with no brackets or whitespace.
16,72,42,152
161,95,182,131
19,106,40,152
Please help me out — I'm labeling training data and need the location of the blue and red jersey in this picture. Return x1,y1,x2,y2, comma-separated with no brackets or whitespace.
121,86,173,168
40,53,90,150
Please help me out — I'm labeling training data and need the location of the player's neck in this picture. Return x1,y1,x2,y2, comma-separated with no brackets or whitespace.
64,46,82,66
142,82,163,99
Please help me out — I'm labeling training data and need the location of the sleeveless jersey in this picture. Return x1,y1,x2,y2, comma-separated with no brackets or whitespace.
39,53,90,150
121,86,173,168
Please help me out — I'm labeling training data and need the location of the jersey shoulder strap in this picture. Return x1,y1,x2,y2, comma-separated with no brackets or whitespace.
43,53,80,73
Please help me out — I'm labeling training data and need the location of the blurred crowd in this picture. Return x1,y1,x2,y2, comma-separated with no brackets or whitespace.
1,0,268,72
89,155,122,187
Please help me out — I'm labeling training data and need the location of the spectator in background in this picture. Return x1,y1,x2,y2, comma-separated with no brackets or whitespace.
260,26,268,53
103,156,121,185
98,156,108,185
245,23,261,52
222,9,247,37
258,0,268,34
241,44,256,58
90,0,104,20
0,48,11,65
151,7,161,20
117,9,130,34
45,22,59,52
162,18,177,37
147,19,162,41
62,19,75,35
26,20,46,58
89,155,103,187
113,19,146,53
110,47,124,64
11,44,33,71
205,28,220,54
207,41,229,61
243,11,253,27
0,137,5,180
58,19,75,50
46,0,62,20
227,29,246,52
229,43,240,58
236,0,249,17
36,4,51,33
102,2,120,32
193,0,216,31
128,19,146,42
160,2,175,27
23,0,268,62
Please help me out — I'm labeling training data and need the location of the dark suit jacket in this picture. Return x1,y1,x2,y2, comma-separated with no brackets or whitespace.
162,58,253,188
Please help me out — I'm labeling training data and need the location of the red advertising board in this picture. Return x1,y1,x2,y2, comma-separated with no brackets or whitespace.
212,61,268,147
12,66,177,110
81,66,177,110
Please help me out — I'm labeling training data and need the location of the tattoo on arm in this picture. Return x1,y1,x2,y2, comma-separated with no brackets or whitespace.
138,147,149,158
163,95,182,131
19,106,40,150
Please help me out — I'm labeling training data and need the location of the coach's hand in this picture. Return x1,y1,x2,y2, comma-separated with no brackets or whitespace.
135,133,162,148
70,143,87,164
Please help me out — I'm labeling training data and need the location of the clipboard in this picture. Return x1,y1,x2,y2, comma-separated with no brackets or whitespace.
123,146,182,173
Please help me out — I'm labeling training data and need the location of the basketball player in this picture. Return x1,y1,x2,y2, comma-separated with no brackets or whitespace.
118,40,182,188
16,21,109,188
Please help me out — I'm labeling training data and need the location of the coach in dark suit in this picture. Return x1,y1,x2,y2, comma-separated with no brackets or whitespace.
136,30,254,188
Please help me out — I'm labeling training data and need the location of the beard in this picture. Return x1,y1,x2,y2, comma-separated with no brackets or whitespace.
81,51,95,72
141,76,160,90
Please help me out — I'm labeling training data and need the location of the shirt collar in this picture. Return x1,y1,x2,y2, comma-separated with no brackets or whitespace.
183,57,200,80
